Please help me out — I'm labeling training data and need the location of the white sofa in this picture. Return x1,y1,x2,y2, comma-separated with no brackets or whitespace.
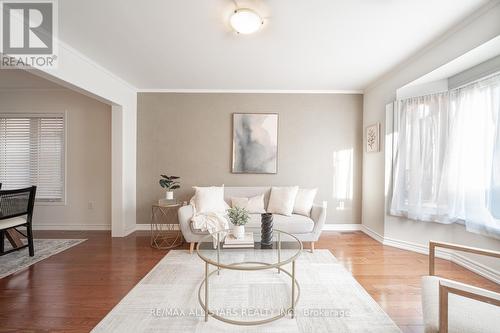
178,186,327,253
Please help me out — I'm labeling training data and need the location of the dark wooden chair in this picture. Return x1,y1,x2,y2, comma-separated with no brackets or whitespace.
0,185,37,256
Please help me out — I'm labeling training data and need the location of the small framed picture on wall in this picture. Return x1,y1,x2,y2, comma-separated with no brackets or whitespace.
366,123,380,153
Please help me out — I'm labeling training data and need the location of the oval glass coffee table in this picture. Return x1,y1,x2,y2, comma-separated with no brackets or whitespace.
196,228,302,326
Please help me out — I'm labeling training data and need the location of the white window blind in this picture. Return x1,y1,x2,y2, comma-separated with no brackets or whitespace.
0,114,65,202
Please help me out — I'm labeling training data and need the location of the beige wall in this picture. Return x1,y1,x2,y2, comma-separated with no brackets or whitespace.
137,93,363,225
0,88,112,229
362,3,500,272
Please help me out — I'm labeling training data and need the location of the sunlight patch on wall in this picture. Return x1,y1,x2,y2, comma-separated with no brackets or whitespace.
333,148,353,210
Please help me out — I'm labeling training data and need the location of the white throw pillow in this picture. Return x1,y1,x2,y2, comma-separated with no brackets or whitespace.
231,194,266,214
247,194,266,213
293,188,318,216
193,186,228,214
231,197,248,209
267,186,299,216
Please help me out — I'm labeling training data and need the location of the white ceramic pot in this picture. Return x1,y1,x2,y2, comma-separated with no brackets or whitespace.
233,225,245,239
166,191,174,200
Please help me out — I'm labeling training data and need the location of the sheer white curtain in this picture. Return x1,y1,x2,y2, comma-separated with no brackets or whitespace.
446,75,500,237
391,92,451,222
390,74,500,239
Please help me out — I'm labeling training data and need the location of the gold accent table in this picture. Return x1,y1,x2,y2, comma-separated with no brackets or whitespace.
150,203,183,249
196,228,302,325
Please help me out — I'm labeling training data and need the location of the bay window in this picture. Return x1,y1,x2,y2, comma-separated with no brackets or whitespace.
390,74,500,239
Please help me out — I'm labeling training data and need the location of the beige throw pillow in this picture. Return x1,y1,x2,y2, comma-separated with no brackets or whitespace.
231,194,266,213
267,186,299,216
293,188,318,216
231,197,248,209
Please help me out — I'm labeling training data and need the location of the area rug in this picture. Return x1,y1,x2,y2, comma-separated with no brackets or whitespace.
92,249,401,332
0,239,86,279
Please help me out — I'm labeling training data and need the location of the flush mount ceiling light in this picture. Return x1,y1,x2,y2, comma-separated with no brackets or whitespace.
229,8,264,34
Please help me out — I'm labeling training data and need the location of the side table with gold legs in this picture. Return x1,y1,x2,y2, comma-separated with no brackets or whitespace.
150,203,183,249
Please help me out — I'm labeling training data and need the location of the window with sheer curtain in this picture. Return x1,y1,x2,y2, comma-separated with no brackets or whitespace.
0,114,65,202
390,74,500,239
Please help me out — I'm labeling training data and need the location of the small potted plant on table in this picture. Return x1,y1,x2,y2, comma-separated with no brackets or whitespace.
159,174,180,200
227,206,250,239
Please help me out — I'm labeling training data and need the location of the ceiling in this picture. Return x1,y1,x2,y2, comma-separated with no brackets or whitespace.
403,35,500,88
58,0,490,91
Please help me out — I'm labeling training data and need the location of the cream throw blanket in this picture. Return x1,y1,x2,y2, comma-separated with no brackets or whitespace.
190,197,229,243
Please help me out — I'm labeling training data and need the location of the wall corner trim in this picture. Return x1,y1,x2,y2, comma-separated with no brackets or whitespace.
361,225,384,243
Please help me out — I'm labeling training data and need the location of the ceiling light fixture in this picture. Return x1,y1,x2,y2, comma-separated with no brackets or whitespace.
229,8,263,34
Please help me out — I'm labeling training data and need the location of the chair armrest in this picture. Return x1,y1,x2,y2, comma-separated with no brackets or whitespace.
310,203,327,238
439,279,500,333
440,279,500,304
429,240,500,275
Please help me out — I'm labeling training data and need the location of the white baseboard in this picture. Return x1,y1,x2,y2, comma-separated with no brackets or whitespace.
137,224,358,232
361,225,500,284
451,252,500,284
32,224,179,232
30,221,498,283
322,224,362,231
33,223,357,232
33,224,111,230
135,224,354,232
361,225,384,243
136,224,359,232
123,224,137,237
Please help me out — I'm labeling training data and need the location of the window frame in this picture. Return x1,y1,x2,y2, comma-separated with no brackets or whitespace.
0,111,67,206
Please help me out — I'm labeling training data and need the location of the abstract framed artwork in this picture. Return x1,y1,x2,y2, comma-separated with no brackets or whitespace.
366,123,380,153
232,113,278,174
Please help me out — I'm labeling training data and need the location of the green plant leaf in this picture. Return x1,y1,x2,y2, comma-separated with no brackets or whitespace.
159,174,181,190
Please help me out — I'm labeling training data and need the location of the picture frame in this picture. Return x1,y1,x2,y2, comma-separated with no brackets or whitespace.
366,123,380,153
232,113,278,174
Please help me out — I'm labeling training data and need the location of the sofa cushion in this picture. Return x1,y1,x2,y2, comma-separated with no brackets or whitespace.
293,188,317,216
192,186,228,213
190,213,314,235
267,186,299,216
223,187,271,206
421,276,500,333
245,214,314,234
0,216,27,229
231,194,266,213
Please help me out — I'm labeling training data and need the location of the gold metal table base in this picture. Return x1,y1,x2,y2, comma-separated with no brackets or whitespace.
150,204,183,249
150,227,183,249
198,261,300,326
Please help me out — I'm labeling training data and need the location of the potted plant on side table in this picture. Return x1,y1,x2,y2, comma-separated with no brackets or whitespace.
159,174,180,200
227,206,249,239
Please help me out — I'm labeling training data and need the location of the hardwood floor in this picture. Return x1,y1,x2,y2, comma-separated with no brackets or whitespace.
0,230,498,332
